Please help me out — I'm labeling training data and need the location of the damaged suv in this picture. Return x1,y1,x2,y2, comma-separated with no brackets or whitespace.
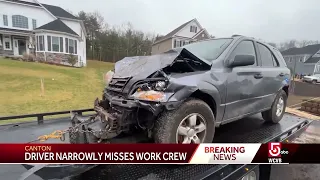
70,35,290,144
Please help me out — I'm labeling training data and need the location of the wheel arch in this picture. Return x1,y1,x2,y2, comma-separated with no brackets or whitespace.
282,85,289,97
189,90,217,118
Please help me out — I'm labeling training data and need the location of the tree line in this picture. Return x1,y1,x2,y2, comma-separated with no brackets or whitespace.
76,11,320,62
77,11,156,62
268,40,320,51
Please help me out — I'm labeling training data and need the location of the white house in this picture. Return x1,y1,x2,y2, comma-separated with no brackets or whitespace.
0,0,87,67
151,19,210,54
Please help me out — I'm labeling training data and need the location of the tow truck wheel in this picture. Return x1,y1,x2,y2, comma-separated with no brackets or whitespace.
154,98,215,144
241,166,259,180
262,90,287,124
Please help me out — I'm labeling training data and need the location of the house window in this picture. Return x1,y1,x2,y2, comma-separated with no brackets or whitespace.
47,36,51,51
3,36,11,50
202,34,205,37
12,15,29,29
5,42,10,49
32,19,37,29
299,56,303,62
69,39,74,53
190,26,197,33
60,37,63,52
285,57,289,61
36,35,44,51
65,38,69,53
47,36,64,52
174,39,181,48
68,39,77,54
52,36,60,52
3,15,8,26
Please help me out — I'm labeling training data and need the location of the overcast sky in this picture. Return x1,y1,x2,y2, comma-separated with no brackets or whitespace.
39,0,320,43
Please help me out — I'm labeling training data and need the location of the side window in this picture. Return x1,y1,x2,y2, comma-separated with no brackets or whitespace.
258,43,278,67
230,40,256,66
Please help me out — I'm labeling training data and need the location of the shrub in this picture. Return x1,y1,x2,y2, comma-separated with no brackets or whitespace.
22,53,35,62
67,54,77,67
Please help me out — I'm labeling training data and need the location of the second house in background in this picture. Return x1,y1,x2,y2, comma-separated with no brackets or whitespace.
281,44,320,75
151,19,210,54
0,0,87,67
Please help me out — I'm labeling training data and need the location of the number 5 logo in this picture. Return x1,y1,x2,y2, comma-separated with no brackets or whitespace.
268,142,281,157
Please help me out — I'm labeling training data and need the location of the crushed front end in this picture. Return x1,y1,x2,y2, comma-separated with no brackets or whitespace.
69,49,211,144
69,75,171,144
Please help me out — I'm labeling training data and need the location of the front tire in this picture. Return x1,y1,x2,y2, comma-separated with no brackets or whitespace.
312,80,317,84
262,90,287,123
154,98,215,144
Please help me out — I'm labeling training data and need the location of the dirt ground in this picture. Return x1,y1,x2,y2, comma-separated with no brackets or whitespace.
287,81,320,107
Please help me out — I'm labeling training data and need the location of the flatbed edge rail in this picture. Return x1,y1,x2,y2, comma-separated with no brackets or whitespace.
198,119,312,180
0,108,94,124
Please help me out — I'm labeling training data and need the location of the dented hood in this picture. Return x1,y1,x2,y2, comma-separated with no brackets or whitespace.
114,48,211,78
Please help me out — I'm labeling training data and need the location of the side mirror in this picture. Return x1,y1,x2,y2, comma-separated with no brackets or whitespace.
229,55,255,67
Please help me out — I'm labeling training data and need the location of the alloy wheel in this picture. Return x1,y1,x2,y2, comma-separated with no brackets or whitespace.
276,96,284,117
176,113,207,144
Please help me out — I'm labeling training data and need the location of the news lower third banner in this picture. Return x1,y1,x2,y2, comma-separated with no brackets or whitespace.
0,143,317,164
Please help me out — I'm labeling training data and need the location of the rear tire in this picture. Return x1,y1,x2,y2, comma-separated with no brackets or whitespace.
154,98,215,144
262,90,287,124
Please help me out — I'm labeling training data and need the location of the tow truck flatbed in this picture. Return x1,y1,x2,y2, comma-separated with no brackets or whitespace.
14,113,312,180
68,114,311,180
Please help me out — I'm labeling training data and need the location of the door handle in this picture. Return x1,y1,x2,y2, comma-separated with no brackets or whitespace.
254,73,263,79
279,73,285,77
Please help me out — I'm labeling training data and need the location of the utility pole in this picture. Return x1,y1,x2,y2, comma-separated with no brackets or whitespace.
293,57,298,81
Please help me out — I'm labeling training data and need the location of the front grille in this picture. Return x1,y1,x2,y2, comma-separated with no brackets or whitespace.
106,77,130,95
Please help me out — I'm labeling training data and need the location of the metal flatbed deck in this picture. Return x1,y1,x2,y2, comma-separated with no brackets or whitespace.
0,113,312,180
68,113,311,180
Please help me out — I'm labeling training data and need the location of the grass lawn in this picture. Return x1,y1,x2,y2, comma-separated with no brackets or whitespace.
0,58,114,117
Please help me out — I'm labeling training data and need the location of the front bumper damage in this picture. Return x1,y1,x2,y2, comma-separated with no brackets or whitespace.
69,93,184,144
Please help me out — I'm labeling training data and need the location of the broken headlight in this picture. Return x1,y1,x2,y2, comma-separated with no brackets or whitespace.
155,81,166,91
131,80,168,101
104,70,114,86
132,90,166,101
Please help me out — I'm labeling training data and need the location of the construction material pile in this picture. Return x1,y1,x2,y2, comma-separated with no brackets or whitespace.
300,99,320,116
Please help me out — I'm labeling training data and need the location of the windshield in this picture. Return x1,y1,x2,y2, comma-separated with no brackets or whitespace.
180,38,233,62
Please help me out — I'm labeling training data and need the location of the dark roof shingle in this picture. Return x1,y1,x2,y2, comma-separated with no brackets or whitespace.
36,19,78,36
153,19,194,44
41,4,78,20
305,57,320,64
281,44,320,56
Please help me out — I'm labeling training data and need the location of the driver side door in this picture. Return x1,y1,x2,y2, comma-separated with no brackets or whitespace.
223,40,264,122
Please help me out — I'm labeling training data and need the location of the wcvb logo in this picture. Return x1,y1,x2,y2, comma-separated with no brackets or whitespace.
268,142,281,157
